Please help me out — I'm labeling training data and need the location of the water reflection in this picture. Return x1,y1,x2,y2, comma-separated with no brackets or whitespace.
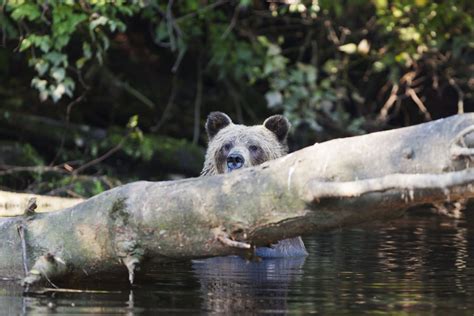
0,281,25,315
0,210,473,314
192,256,306,313
296,213,474,314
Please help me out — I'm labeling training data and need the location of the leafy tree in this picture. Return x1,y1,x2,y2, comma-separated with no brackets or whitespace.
0,0,472,194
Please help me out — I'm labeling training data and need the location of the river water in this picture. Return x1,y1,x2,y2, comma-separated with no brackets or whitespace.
1,209,473,315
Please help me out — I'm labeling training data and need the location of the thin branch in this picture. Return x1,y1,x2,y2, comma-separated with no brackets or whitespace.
1,1,6,47
16,225,29,276
217,235,251,249
0,165,68,176
176,0,228,21
151,74,179,132
298,29,314,62
223,79,244,124
102,68,156,109
166,0,177,51
377,84,399,122
323,20,340,45
119,82,156,109
72,136,128,175
406,88,431,121
63,189,84,199
448,77,465,114
30,288,121,294
171,46,186,73
49,91,88,166
192,57,203,144
450,147,474,159
221,4,240,39
40,2,51,25
68,65,90,90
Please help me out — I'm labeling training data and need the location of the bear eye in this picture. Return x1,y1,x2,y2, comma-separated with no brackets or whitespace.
249,145,260,152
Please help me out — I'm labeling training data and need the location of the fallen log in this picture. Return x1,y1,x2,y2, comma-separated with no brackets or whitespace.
0,190,83,217
1,114,473,288
0,110,205,176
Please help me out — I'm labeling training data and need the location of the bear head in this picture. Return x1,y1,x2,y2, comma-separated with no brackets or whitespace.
201,112,291,176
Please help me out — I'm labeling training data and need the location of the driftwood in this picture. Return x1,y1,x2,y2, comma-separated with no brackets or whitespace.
0,114,473,288
0,190,83,217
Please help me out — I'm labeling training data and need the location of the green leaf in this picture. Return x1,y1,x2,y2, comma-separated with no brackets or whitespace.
19,38,32,52
54,34,70,50
23,35,52,52
372,0,387,10
83,42,92,59
155,22,169,42
62,77,75,97
44,51,68,67
51,83,66,102
34,59,50,76
90,16,109,31
50,67,66,82
38,37,52,53
31,77,48,91
373,61,386,72
75,57,87,69
10,4,41,21
239,0,252,7
265,91,283,108
127,115,139,129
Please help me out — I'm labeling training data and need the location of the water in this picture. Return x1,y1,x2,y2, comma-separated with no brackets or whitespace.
1,210,474,315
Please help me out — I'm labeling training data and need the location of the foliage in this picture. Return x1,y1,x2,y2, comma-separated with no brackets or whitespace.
0,0,472,194
2,0,139,102
2,0,471,124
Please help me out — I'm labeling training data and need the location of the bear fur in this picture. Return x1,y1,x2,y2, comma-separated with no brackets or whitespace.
201,112,290,176
201,112,307,258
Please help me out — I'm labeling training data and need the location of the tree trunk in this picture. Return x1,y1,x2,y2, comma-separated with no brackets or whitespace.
1,114,473,287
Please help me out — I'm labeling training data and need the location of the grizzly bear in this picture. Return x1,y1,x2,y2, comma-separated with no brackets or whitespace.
201,112,307,258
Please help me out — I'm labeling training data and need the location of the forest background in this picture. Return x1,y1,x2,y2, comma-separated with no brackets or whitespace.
0,0,472,198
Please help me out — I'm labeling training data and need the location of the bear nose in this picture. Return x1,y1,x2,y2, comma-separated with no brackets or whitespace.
227,153,244,171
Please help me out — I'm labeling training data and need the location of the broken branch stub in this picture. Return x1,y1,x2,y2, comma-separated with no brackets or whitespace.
0,114,473,287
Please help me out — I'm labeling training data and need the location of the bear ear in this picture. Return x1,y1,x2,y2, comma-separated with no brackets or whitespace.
263,115,291,142
205,112,233,139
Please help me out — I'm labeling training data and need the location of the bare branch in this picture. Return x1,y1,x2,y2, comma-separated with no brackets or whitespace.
406,88,432,121
305,169,474,201
378,84,399,122
192,57,203,144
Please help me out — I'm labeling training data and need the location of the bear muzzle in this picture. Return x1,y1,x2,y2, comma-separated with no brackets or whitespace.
226,153,245,172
